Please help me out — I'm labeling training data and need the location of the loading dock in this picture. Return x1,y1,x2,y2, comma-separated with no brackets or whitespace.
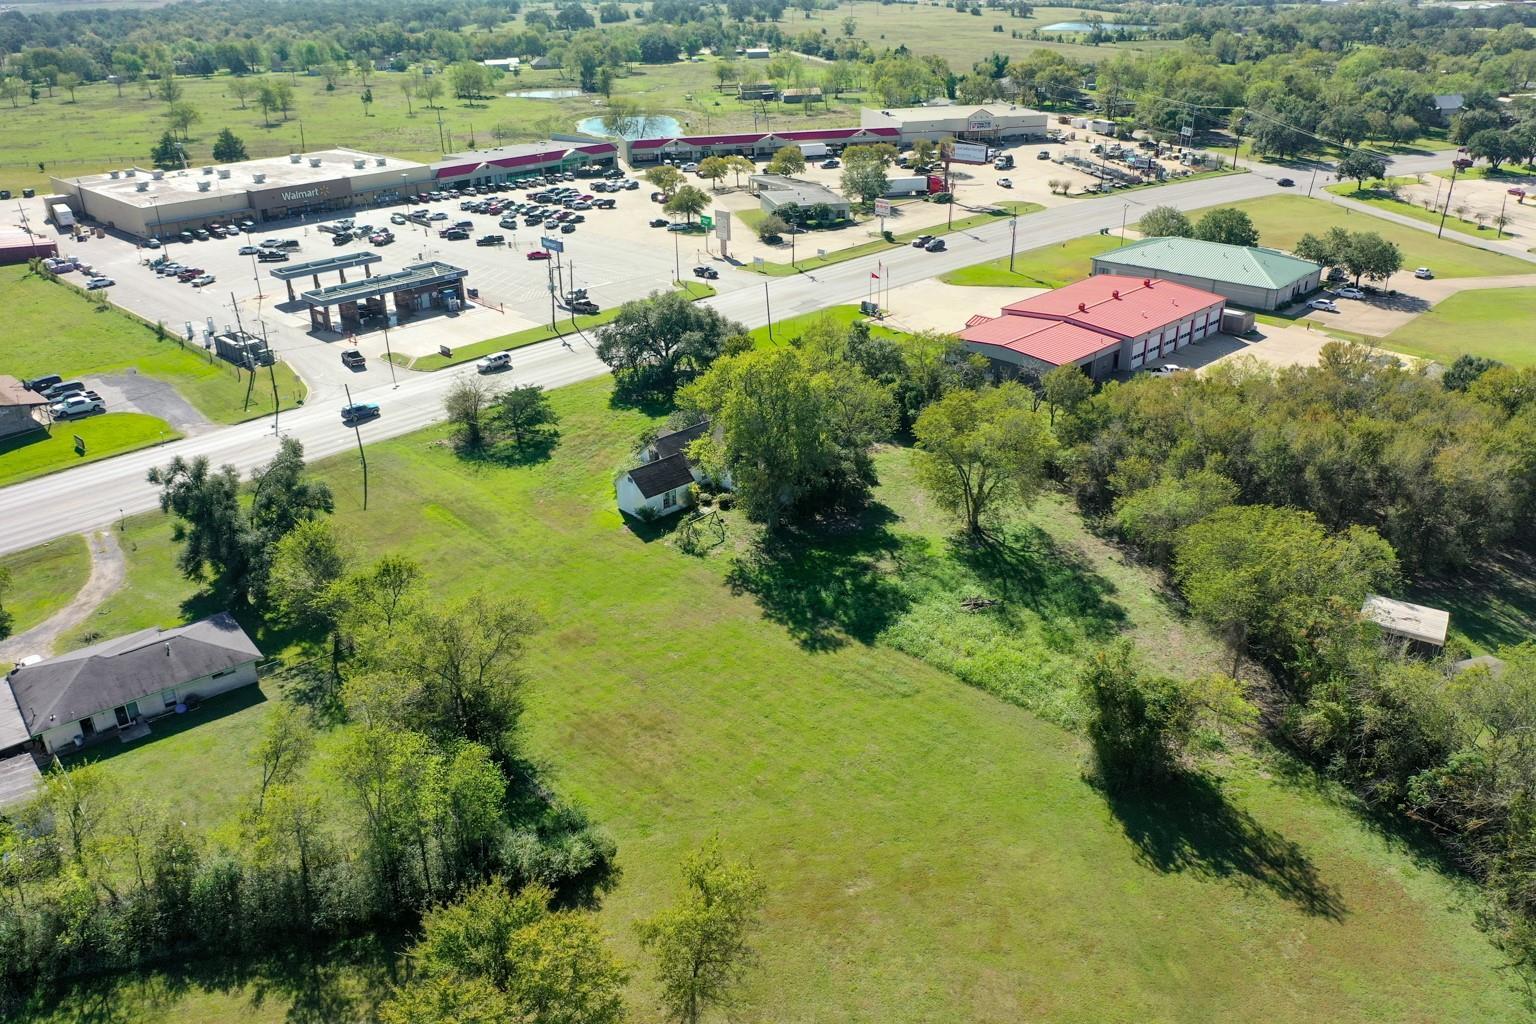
298,260,469,332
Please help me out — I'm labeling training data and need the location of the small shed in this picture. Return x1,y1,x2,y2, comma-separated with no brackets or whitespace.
1361,594,1450,654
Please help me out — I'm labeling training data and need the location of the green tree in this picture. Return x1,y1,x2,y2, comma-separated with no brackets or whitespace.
765,145,805,175
444,376,498,450
490,384,559,447
636,838,766,1024
1443,354,1503,393
1040,363,1093,424
150,130,183,168
913,383,1055,537
1112,470,1237,567
696,156,730,191
1174,504,1399,675
840,160,888,206
57,71,81,102
595,290,746,400
1469,128,1513,170
250,701,315,812
1081,642,1253,791
1193,207,1259,247
0,566,11,640
146,455,253,597
166,100,200,139
645,165,684,196
1338,231,1401,286
1136,205,1193,238
211,127,248,162
380,975,512,1024
268,517,353,665
756,213,788,242
664,185,710,224
1337,150,1388,191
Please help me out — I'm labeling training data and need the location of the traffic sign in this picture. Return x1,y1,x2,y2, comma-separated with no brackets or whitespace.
700,215,713,229
541,237,565,253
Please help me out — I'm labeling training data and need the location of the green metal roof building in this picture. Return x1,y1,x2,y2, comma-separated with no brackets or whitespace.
1090,236,1323,311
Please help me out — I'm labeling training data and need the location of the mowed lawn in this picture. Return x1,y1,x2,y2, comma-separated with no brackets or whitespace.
0,266,305,424
940,233,1120,287
0,412,179,487
1382,287,1536,365
1187,195,1532,278
22,377,1529,1023
0,534,89,636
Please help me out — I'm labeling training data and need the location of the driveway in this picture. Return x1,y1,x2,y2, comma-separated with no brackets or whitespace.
1292,272,1536,336
0,529,125,663
95,369,215,435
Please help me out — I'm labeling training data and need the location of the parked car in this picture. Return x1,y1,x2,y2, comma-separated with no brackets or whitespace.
560,222,576,234
1334,286,1365,299
476,234,506,246
477,351,513,373
257,250,290,262
191,274,216,287
1146,364,1184,376
692,265,719,279
178,231,195,243
924,238,946,252
50,394,105,418
526,249,552,261
24,374,62,393
1037,150,1052,160
331,232,353,245
193,229,210,241
238,245,261,255
667,222,692,232
42,380,85,401
370,231,395,245
144,238,162,249
341,349,366,369
442,228,469,241
341,402,380,424
568,298,599,315
429,212,448,220
997,177,1013,188
820,158,840,169
1309,298,1339,312
1414,267,1433,279
176,268,204,281
85,276,115,289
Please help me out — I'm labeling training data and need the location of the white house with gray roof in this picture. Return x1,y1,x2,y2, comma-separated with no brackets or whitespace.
4,612,262,754
1091,236,1323,311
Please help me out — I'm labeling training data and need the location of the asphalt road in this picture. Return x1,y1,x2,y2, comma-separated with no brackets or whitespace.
0,152,1517,556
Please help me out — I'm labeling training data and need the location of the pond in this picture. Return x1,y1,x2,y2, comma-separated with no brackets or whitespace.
576,114,684,140
505,88,586,99
1041,21,1151,31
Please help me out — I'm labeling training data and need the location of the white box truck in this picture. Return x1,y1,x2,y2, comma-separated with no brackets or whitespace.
797,142,829,159
883,176,929,197
50,203,75,229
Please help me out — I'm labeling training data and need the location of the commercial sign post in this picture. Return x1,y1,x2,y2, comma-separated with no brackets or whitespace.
714,209,731,259
540,236,565,253
874,197,892,235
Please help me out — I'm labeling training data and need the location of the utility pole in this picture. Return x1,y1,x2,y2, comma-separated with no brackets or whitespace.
1438,154,1471,239
298,121,307,152
382,320,398,387
1009,214,1018,271
262,321,280,435
763,280,774,343
344,382,368,510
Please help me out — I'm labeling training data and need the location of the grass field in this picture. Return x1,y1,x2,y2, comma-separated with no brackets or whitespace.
20,376,1531,1024
0,534,89,637
1381,286,1536,366
0,412,180,487
1187,195,1533,278
1325,182,1511,242
1,267,306,424
940,232,1119,287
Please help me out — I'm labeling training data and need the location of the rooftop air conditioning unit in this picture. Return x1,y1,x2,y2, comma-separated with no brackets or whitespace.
309,157,322,168
375,157,387,167
135,181,149,192
125,169,137,177
252,172,267,183
197,180,211,192
217,168,231,179
152,170,164,180
290,154,302,163
108,170,120,179
202,165,213,175
353,158,365,169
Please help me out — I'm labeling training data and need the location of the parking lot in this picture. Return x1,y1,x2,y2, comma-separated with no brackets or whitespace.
18,175,753,400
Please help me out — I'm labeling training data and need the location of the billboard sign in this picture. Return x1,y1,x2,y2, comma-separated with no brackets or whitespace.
540,236,565,253
874,198,893,218
950,142,989,164
714,210,731,241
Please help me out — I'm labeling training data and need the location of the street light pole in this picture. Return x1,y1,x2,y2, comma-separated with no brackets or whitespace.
1119,203,1129,247
1009,214,1018,272
382,321,398,387
1438,153,1470,239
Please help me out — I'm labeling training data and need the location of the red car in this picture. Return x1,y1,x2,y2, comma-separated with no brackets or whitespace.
526,249,551,261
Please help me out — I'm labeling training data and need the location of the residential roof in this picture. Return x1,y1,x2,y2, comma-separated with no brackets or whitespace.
1002,275,1224,339
1094,236,1321,291
1361,594,1450,647
652,420,710,461
626,453,696,498
7,612,262,736
0,375,46,408
0,686,28,749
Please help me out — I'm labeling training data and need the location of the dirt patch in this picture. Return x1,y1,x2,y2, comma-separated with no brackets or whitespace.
0,530,126,663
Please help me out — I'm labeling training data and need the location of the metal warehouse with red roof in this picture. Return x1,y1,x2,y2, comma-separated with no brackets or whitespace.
626,126,900,162
959,275,1227,380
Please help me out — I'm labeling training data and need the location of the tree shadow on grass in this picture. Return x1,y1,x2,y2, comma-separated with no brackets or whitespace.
1097,770,1346,920
454,430,560,469
952,523,1126,645
606,387,676,418
725,504,910,652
